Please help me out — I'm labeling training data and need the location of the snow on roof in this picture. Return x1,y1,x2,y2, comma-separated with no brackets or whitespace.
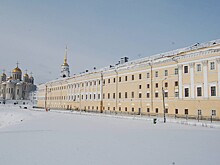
44,39,220,85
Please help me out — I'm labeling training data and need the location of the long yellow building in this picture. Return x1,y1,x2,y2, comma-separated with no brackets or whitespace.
37,39,220,121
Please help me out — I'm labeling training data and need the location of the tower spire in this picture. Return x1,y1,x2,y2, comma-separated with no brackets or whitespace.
64,46,68,66
60,45,70,78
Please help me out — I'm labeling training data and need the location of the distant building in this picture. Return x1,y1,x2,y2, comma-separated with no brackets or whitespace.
0,63,36,103
37,39,220,120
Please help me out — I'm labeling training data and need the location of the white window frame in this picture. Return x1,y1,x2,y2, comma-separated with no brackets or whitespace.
210,85,217,96
184,86,190,97
196,63,202,72
155,71,158,78
210,62,215,70
164,70,168,76
184,65,189,74
196,85,202,97
174,68,178,75
212,110,216,116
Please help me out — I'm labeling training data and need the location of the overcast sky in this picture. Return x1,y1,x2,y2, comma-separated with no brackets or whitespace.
1,0,220,84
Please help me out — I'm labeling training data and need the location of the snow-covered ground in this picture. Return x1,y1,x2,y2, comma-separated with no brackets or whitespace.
0,105,219,165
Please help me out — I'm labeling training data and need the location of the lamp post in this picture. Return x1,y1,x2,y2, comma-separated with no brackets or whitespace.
162,78,167,123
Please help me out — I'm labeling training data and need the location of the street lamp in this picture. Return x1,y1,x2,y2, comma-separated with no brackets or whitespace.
162,78,167,123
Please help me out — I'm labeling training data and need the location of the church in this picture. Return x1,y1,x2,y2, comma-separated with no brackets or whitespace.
0,63,36,104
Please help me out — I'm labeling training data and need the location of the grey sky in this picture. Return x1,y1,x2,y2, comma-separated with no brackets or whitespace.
0,0,220,84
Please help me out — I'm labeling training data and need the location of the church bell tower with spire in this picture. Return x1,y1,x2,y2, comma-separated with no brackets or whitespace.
60,46,70,78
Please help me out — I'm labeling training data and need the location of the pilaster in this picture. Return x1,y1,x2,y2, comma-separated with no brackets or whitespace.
189,62,195,98
202,60,208,98
217,58,220,97
178,64,183,99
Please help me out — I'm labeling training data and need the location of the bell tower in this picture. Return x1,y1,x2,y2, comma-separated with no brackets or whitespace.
60,46,70,78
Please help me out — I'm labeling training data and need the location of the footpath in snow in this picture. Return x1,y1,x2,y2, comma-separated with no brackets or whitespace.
0,105,219,165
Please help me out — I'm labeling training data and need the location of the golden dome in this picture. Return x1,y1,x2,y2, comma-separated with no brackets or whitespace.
13,67,22,73
24,73,29,77
62,62,69,66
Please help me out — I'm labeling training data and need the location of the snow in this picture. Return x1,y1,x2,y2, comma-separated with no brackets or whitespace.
0,105,220,165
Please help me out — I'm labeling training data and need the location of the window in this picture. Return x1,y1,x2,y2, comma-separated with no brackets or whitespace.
175,109,178,114
119,107,121,111
164,92,168,97
113,93,115,99
147,84,150,88
119,77,121,82
132,75,134,80
184,66,188,73
155,71,158,77
125,92,127,98
147,72,150,78
139,93,142,98
108,93,110,99
174,68,178,75
125,107,128,111
185,109,188,115
197,87,202,97
139,74,142,79
146,93,150,98
165,82,168,88
139,85,142,89
155,83,158,88
198,110,202,115
184,88,189,97
125,76,127,81
108,79,110,83
132,107,134,112
119,92,121,99
131,92,134,98
175,91,179,97
175,81,178,86
212,110,216,116
155,108,158,113
113,78,115,83
165,108,168,113
147,108,150,113
197,64,202,72
164,70,168,76
210,62,215,70
211,86,216,96
155,92,158,98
